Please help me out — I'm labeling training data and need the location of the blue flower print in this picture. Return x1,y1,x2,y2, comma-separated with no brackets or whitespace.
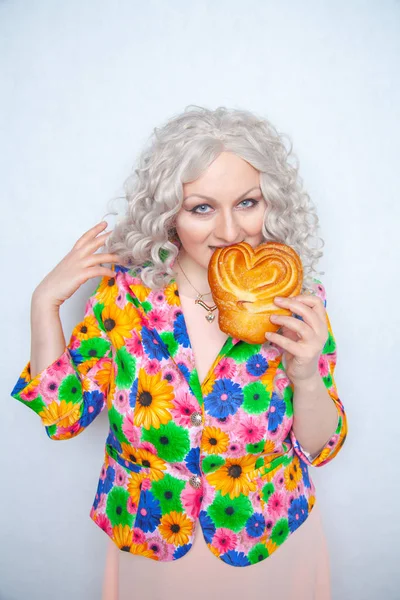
173,312,190,348
204,379,243,419
267,392,286,430
99,465,115,495
80,390,104,427
246,354,268,376
141,326,167,360
288,495,308,532
246,512,266,537
135,490,162,533
185,447,201,475
220,549,251,566
199,510,216,544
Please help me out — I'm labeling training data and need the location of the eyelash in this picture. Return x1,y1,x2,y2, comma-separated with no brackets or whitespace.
189,198,260,215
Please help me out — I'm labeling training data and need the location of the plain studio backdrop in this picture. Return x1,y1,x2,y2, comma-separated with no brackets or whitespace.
1,1,399,599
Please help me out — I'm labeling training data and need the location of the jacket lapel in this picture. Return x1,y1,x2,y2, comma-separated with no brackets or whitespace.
128,277,248,404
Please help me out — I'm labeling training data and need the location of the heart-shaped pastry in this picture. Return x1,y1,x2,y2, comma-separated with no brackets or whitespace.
208,241,303,344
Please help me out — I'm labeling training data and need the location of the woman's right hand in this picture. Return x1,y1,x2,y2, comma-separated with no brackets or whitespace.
33,221,124,308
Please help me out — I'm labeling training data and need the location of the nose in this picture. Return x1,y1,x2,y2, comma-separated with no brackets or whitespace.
213,210,242,243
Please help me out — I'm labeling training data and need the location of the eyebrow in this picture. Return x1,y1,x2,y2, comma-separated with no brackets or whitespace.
183,186,262,203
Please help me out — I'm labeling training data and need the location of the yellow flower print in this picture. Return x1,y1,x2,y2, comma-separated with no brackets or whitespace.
130,543,159,559
135,448,166,475
134,369,175,430
291,456,302,484
259,357,281,392
96,276,119,305
263,439,276,454
39,400,81,427
201,426,230,454
164,282,180,306
283,462,300,492
206,454,258,499
129,283,151,303
127,471,148,505
72,315,100,341
158,511,193,546
101,303,140,349
113,524,133,551
208,543,221,558
202,372,216,396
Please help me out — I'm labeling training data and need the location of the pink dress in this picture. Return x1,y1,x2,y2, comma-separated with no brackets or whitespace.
101,293,332,600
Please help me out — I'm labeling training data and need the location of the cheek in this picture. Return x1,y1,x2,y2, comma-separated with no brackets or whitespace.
175,215,210,242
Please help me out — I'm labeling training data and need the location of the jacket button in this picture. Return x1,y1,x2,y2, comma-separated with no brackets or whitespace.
190,411,202,426
189,475,202,489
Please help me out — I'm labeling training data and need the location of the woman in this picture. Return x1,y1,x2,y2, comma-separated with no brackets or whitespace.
11,105,348,600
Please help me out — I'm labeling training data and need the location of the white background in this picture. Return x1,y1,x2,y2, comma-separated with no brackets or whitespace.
1,1,399,598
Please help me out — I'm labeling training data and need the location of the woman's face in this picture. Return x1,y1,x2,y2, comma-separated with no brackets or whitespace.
175,151,267,270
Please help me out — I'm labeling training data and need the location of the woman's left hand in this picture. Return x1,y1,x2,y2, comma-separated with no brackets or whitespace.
265,294,329,384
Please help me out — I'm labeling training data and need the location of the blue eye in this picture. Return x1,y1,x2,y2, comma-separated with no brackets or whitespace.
191,204,211,214
189,198,260,215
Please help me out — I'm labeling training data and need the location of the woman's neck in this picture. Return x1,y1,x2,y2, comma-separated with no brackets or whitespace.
173,249,212,298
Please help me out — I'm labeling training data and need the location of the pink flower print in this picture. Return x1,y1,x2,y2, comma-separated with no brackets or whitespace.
115,389,129,413
122,413,141,446
225,439,246,458
39,374,62,403
181,486,203,519
275,374,291,393
48,353,71,377
69,336,81,351
235,363,253,386
318,354,329,377
125,331,143,357
132,527,146,544
168,463,192,478
172,307,183,320
96,513,113,536
149,290,166,306
114,464,128,488
212,528,237,553
272,469,286,491
237,414,266,445
267,490,287,519
20,384,40,402
145,534,172,561
144,359,160,375
211,412,234,432
141,441,158,454
115,292,126,310
141,478,152,491
147,308,168,330
215,358,236,379
171,391,199,426
58,422,82,437
100,465,107,481
97,493,107,512
162,368,180,386
127,497,138,515
279,416,292,439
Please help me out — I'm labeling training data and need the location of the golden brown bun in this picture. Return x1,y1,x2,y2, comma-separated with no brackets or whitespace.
208,241,303,344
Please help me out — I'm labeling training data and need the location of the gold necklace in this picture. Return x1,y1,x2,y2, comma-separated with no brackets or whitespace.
176,258,218,323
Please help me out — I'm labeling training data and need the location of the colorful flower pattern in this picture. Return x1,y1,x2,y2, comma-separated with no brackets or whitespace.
11,265,347,567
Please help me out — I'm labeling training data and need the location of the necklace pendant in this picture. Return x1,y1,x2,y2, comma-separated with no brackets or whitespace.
206,312,215,323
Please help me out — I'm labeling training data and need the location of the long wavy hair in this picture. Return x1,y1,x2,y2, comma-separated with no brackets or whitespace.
103,105,325,292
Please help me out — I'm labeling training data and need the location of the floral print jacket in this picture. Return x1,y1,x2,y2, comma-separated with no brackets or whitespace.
11,264,348,567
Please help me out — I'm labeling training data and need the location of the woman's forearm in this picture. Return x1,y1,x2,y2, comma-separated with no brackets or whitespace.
292,373,339,457
30,289,66,379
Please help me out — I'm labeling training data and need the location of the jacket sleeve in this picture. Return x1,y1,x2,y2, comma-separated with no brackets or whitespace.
10,274,115,441
289,279,348,467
